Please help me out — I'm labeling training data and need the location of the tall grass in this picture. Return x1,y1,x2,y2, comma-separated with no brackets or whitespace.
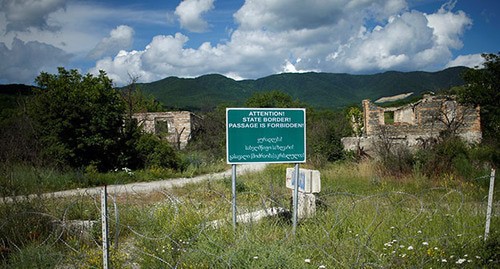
0,158,228,196
1,160,498,268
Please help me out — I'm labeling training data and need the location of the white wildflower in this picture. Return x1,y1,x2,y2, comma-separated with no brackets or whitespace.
441,259,447,263
318,266,326,269
422,242,429,246
305,259,311,263
407,246,414,250
253,256,259,260
456,258,466,264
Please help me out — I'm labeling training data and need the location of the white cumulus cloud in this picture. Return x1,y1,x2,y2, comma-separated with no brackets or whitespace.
90,0,475,85
88,25,135,59
175,0,215,33
446,54,484,68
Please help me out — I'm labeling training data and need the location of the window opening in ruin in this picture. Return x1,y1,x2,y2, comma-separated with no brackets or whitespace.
155,119,169,135
384,111,394,125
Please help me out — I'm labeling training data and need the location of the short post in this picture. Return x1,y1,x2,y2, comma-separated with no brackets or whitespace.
286,167,321,221
292,163,299,235
485,168,496,241
232,164,237,230
101,185,109,269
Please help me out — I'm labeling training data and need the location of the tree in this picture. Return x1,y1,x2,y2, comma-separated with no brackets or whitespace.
121,75,163,119
29,68,126,170
459,53,500,143
187,104,227,159
458,53,499,167
307,109,351,166
244,90,304,108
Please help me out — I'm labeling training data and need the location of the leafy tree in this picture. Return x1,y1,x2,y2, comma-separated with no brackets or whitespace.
459,53,499,142
244,90,304,108
187,104,227,159
307,109,351,166
121,75,163,118
29,68,126,170
345,106,363,137
458,53,499,166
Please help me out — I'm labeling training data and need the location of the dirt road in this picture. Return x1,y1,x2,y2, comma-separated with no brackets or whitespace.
1,163,267,203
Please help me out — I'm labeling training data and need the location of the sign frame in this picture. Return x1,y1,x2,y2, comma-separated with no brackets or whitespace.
226,108,306,164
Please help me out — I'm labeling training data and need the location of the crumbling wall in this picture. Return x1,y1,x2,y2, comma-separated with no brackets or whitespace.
343,95,482,155
362,95,481,141
133,111,200,149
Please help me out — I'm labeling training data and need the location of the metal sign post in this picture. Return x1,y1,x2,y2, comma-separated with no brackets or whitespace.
101,185,109,269
226,108,306,232
232,164,237,230
292,163,300,235
485,168,496,241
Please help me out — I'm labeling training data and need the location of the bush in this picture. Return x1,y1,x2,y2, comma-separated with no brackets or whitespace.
415,136,490,180
307,109,351,167
186,105,226,159
28,68,126,171
136,133,184,170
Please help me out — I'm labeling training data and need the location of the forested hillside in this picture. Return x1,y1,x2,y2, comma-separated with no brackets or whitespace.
136,66,468,110
1,66,468,111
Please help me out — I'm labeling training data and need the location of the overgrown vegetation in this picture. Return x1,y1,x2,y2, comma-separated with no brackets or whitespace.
1,160,497,268
458,52,500,167
0,54,499,267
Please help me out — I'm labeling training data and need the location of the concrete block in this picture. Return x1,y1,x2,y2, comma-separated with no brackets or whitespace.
297,193,316,219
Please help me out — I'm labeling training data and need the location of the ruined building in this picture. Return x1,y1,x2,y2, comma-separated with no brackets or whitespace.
132,111,201,149
342,94,482,155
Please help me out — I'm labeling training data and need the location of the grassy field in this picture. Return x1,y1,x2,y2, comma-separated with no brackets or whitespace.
1,160,498,268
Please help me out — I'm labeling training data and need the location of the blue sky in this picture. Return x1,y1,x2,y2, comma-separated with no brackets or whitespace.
0,0,498,85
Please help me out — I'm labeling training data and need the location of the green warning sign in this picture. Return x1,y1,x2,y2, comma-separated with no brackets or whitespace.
226,108,306,164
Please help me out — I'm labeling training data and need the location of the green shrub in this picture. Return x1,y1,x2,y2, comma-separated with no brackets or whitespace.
136,133,184,170
415,137,490,180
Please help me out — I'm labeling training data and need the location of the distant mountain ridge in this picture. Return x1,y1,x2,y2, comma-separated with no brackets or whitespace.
136,66,468,110
0,66,468,111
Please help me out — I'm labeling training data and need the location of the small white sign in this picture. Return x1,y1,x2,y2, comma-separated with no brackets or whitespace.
286,168,321,193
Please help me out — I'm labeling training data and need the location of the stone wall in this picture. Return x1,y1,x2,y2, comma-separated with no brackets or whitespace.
343,95,482,155
363,95,481,140
132,111,201,149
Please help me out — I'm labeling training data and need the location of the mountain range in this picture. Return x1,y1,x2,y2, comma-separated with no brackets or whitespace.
0,66,468,111
136,66,468,110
